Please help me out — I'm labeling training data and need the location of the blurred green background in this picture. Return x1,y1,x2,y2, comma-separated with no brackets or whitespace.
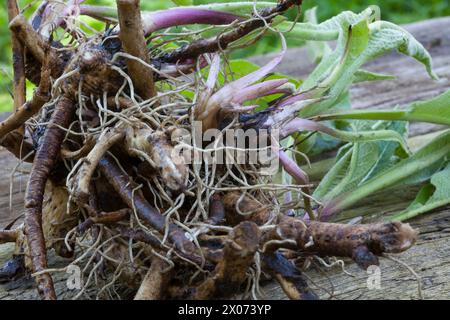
0,0,449,112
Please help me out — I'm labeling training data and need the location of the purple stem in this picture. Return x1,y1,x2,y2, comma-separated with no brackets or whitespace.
278,150,309,185
319,199,342,222
79,6,242,35
280,118,335,139
142,8,242,34
230,78,289,105
230,36,287,90
277,91,313,108
205,36,287,112
227,104,259,113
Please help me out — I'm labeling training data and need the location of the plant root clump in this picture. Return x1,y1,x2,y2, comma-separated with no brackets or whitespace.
0,0,418,300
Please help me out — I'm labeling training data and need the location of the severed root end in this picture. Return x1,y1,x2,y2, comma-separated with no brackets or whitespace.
370,221,417,253
350,222,417,269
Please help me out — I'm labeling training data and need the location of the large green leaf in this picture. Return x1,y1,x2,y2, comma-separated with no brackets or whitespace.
171,0,193,6
390,164,450,221
353,69,396,83
281,7,437,117
313,120,408,202
313,145,353,200
322,130,450,218
313,90,450,126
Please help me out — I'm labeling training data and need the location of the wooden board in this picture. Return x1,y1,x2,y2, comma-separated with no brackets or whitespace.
1,17,450,300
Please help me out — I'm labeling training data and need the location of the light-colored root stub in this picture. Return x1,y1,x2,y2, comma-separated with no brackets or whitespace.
74,129,125,202
117,0,156,100
134,258,171,300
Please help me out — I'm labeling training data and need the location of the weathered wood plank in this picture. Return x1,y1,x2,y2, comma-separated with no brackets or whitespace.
1,17,450,300
0,148,29,226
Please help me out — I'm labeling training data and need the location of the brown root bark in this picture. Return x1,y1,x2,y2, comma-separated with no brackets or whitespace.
193,221,260,299
60,136,96,160
117,0,156,100
223,191,273,226
125,128,188,191
74,129,125,202
9,14,67,84
224,192,417,269
263,215,418,269
78,209,131,234
24,95,76,300
98,155,198,257
9,15,48,65
0,130,35,162
262,251,318,300
206,194,226,225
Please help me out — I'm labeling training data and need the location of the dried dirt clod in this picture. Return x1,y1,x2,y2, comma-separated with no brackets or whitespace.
0,255,25,283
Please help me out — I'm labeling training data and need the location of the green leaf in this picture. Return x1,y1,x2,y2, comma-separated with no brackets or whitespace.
171,0,193,6
317,143,380,201
322,130,450,217
296,92,352,157
390,164,450,221
313,120,408,202
322,125,409,152
313,144,353,200
312,90,450,126
353,69,396,83
289,7,436,117
374,21,437,80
